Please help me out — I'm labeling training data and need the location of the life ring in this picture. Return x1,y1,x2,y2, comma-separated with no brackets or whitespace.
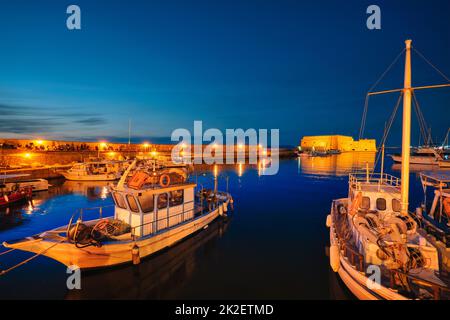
159,174,171,188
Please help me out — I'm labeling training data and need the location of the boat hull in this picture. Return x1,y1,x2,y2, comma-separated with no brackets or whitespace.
390,154,439,165
0,188,32,208
329,198,409,300
4,205,222,270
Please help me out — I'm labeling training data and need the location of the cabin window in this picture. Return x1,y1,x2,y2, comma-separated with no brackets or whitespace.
157,193,168,209
392,199,401,212
361,197,370,210
138,194,154,213
170,190,184,207
113,192,127,209
376,198,386,211
126,195,139,213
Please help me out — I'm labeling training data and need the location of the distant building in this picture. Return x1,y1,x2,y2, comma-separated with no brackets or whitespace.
300,135,376,152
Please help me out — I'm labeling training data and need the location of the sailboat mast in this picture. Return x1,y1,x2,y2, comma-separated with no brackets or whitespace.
400,39,412,215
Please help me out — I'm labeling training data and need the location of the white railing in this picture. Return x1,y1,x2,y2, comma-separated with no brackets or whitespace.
349,172,401,190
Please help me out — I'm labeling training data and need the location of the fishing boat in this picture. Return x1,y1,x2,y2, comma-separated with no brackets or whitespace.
0,183,32,208
390,146,446,165
61,160,125,181
1,174,49,192
417,171,450,272
327,40,450,300
2,160,233,270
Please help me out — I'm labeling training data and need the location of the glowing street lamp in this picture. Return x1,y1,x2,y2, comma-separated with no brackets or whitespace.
98,142,107,158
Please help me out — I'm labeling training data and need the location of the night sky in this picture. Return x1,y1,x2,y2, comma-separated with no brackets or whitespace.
0,0,449,146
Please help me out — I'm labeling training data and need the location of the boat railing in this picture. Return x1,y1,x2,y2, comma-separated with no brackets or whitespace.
73,204,115,221
349,172,401,190
129,199,224,240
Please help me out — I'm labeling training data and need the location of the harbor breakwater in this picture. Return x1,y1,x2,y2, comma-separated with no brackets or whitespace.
1,141,295,179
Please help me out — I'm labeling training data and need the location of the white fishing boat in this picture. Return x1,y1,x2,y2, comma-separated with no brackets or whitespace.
2,161,233,270
61,161,125,181
327,40,450,300
390,147,445,165
1,174,49,192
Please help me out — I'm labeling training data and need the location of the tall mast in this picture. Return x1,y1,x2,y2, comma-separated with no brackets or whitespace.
400,39,412,215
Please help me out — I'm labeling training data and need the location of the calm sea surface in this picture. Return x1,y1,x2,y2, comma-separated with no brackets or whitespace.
0,153,434,299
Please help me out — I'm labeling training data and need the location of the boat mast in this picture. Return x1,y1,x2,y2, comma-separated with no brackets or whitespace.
400,40,412,215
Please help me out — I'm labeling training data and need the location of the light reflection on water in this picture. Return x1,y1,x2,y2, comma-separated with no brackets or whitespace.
0,153,438,299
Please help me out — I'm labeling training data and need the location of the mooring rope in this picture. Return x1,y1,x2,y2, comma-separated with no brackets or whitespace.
0,240,65,276
0,248,16,256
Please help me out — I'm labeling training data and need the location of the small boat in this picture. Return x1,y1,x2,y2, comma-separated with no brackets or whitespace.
0,184,32,208
417,171,450,272
5,179,49,192
3,161,233,270
61,161,125,181
390,146,446,165
327,40,450,300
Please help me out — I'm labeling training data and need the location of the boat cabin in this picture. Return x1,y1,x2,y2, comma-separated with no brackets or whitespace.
348,173,403,217
111,182,196,238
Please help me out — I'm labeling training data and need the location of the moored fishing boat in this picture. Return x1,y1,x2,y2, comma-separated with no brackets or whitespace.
327,40,450,300
0,184,32,208
390,146,446,165
61,160,125,181
2,160,233,270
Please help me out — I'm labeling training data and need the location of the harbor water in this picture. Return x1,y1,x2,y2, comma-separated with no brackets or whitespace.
0,153,430,299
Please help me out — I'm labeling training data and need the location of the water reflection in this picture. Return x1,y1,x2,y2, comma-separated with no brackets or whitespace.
66,218,230,299
298,152,376,176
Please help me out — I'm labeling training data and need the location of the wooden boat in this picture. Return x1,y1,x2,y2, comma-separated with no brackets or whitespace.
3,161,233,270
327,40,450,300
417,171,450,272
390,147,445,165
0,184,32,208
61,161,125,181
5,179,49,192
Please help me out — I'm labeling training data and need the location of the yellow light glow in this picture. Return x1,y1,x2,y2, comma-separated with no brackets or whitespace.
212,143,218,149
143,143,149,148
36,140,44,145
99,142,107,149
108,152,115,156
180,150,185,156
214,164,218,177
258,144,263,149
238,163,243,177
151,151,158,157
23,153,32,159
238,143,244,149
262,150,267,156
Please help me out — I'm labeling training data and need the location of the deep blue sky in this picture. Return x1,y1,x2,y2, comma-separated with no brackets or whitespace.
0,0,449,146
